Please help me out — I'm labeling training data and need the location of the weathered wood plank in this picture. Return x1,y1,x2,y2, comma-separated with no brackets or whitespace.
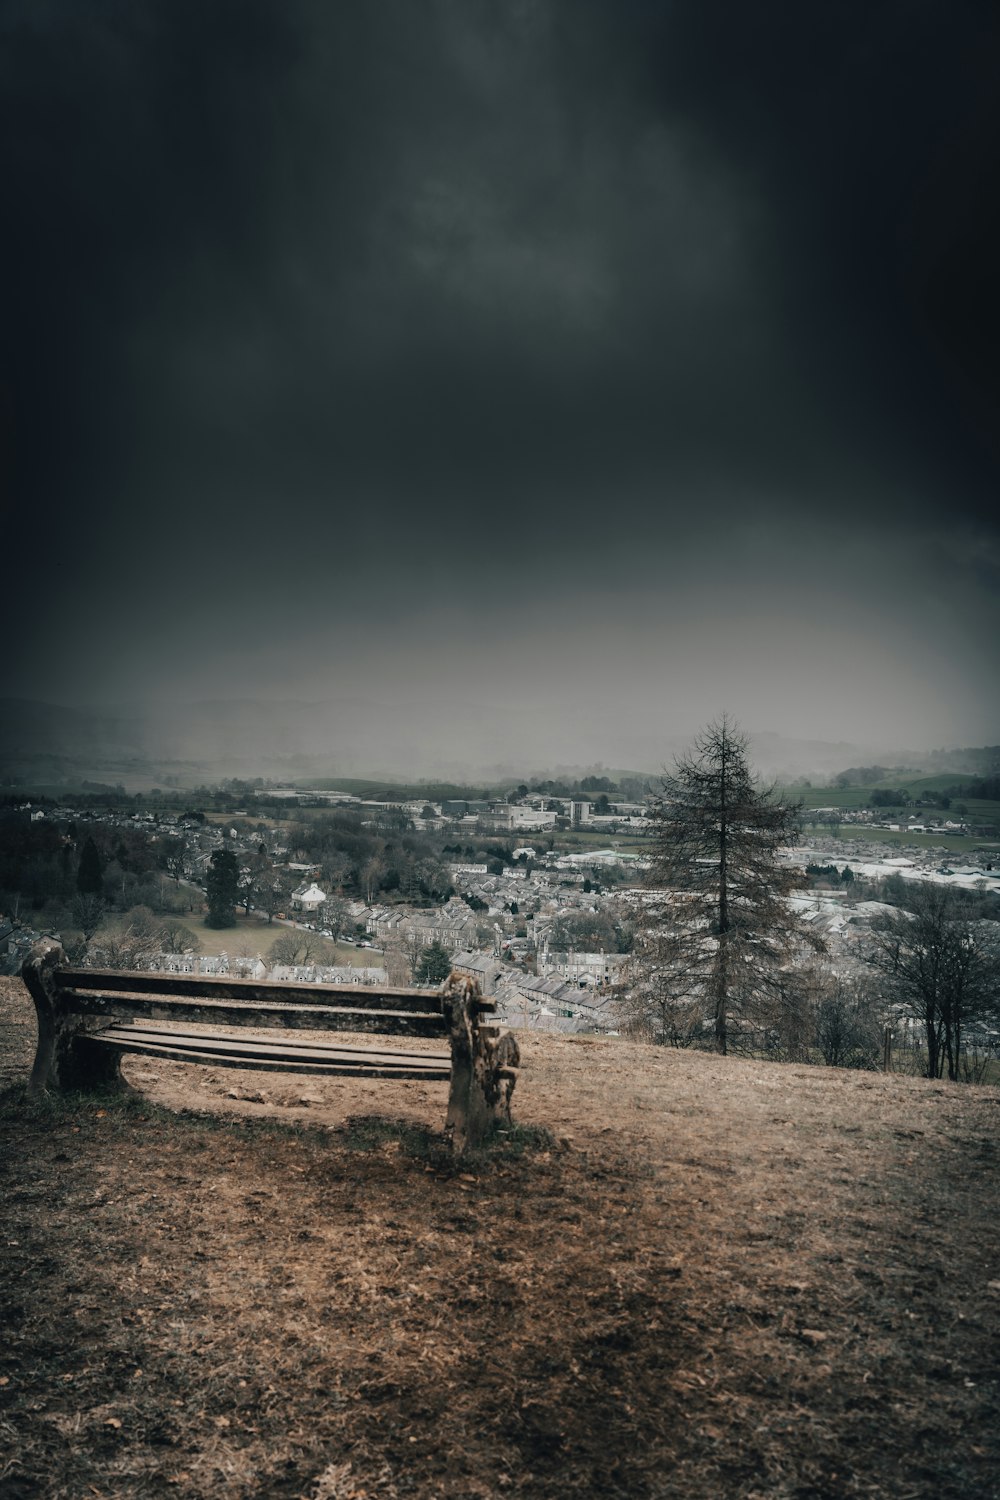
58,990,450,1037
99,1024,451,1069
83,1035,452,1080
54,968,469,1012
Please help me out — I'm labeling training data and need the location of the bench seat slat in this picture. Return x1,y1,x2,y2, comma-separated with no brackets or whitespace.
55,968,496,1014
84,1033,453,1080
59,990,449,1037
107,1023,451,1066
98,1024,451,1069
95,1025,512,1076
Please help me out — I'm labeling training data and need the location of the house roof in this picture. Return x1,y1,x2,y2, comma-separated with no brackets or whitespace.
294,883,327,902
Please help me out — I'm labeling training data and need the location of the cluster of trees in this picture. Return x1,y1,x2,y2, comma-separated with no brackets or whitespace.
0,811,197,934
284,815,530,908
516,773,650,801
1,794,529,949
827,769,998,812
621,717,999,1081
546,907,634,953
869,873,997,921
66,903,202,968
869,788,954,810
869,788,908,807
805,862,855,887
267,930,349,968
866,885,999,1081
947,774,1000,800
279,810,453,906
833,765,909,787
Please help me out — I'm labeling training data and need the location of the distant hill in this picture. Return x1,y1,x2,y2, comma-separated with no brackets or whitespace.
1,696,996,791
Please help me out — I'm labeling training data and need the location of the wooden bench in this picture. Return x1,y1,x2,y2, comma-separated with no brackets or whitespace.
22,940,520,1152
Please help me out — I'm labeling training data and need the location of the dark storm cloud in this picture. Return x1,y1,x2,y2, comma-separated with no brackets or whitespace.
3,1,998,753
0,4,883,510
631,0,1000,507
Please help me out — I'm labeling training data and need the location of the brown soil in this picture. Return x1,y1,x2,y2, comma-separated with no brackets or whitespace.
1,976,998,1499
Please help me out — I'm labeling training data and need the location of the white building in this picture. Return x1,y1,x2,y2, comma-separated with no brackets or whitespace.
292,882,328,913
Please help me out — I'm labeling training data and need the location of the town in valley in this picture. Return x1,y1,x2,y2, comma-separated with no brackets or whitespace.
5,745,998,1073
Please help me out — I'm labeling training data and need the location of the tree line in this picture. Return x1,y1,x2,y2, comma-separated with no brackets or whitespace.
621,716,999,1080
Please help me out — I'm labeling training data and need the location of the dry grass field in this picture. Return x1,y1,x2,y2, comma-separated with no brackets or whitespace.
1,975,998,1499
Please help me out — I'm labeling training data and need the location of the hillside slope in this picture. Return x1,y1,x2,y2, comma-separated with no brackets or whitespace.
1,979,997,1499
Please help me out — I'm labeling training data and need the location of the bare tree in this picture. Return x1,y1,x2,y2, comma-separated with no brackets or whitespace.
70,892,105,943
867,883,999,1081
615,943,706,1047
382,929,426,984
321,894,349,938
548,909,618,952
160,836,187,883
268,931,335,968
382,937,415,986
321,852,353,894
160,921,202,955
237,859,259,917
415,858,452,901
810,974,883,1070
85,905,165,969
255,868,293,924
361,857,386,905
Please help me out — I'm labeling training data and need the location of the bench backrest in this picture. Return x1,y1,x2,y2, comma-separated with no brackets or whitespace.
51,966,495,1039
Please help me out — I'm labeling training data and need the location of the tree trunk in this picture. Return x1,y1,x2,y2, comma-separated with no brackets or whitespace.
713,945,728,1056
715,755,729,1056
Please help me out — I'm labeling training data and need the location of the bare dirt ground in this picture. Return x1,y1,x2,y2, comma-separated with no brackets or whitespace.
1,975,998,1499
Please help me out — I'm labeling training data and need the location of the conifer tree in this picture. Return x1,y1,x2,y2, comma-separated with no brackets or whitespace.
631,715,821,1053
414,940,453,984
205,849,239,929
76,836,104,896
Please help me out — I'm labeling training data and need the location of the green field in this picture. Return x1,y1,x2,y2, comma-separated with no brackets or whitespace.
780,786,878,810
553,828,650,853
799,825,1000,855
100,911,381,966
778,779,1000,831
296,777,506,801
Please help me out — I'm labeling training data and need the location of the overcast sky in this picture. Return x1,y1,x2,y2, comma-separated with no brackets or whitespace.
4,0,999,768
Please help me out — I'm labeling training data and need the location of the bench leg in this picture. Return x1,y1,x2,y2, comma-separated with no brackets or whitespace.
22,940,129,1096
57,1038,128,1094
442,975,519,1152
445,1048,495,1153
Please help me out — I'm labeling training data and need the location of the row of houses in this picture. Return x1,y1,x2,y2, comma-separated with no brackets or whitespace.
367,897,483,949
495,971,621,1034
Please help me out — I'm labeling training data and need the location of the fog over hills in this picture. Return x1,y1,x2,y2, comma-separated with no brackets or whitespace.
2,697,993,791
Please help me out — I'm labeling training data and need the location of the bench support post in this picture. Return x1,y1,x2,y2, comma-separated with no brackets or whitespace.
441,973,519,1152
22,940,127,1096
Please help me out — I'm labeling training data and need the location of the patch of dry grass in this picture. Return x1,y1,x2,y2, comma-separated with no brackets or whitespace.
1,976,998,1498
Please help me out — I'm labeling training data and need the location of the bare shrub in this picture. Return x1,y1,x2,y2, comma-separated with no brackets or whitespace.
84,905,165,969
